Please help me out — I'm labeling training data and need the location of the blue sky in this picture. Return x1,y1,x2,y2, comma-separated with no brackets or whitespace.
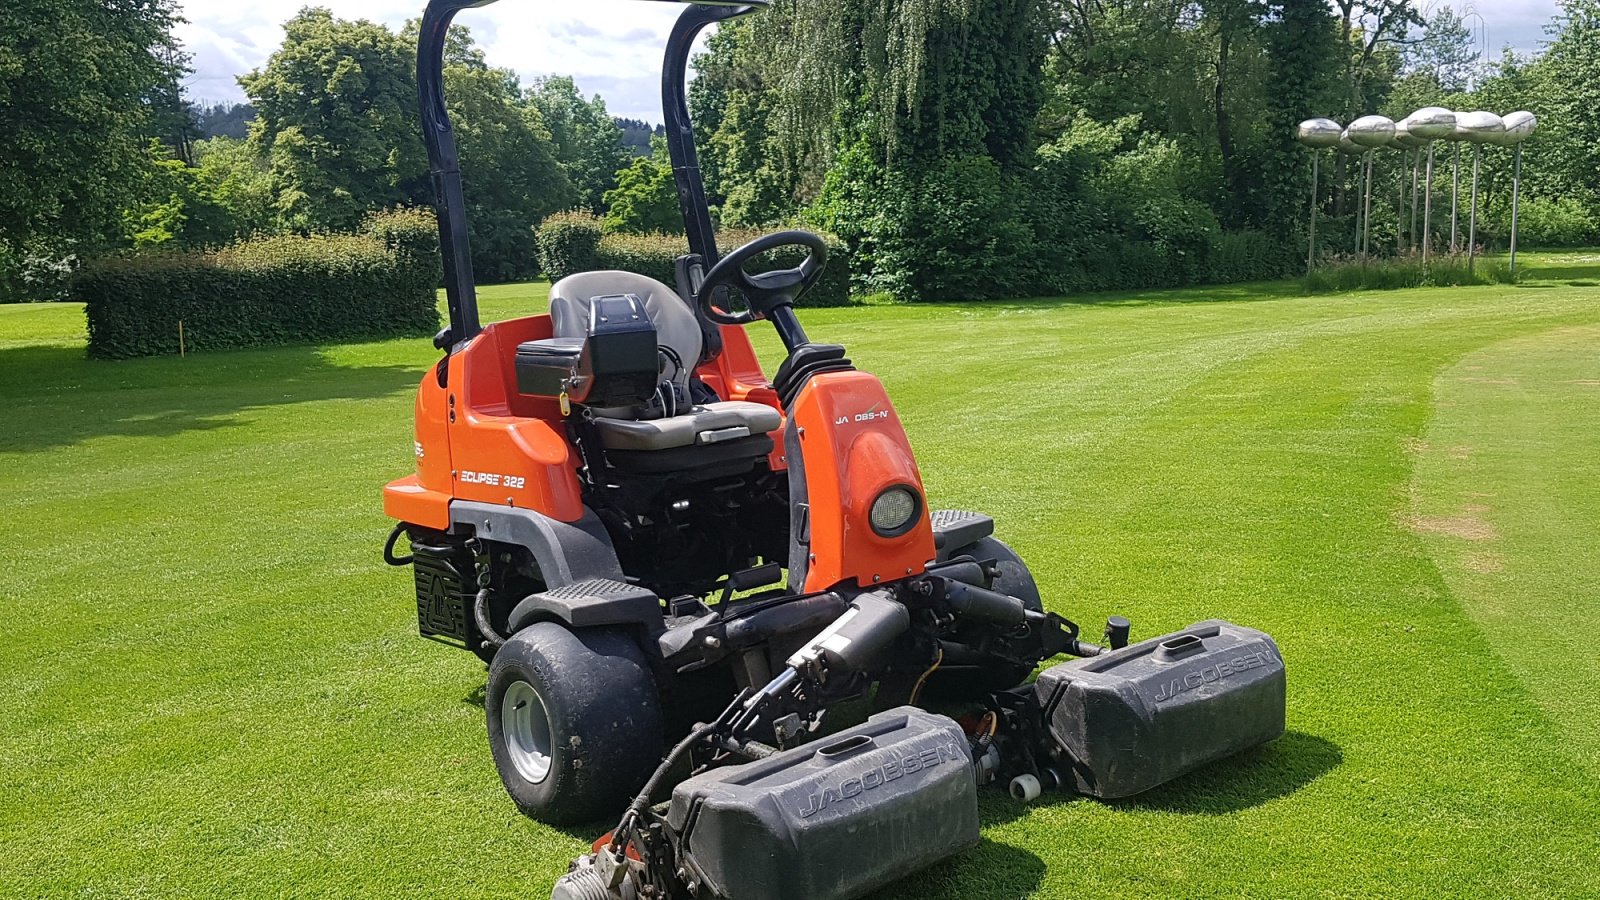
175,1,1565,123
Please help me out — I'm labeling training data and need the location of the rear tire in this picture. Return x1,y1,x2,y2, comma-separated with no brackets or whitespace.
927,536,1044,698
485,623,663,824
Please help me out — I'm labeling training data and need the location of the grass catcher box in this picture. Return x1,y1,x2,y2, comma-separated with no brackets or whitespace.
1035,619,1285,798
665,706,979,900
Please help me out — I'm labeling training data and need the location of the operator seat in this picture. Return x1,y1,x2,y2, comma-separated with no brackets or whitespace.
547,271,781,453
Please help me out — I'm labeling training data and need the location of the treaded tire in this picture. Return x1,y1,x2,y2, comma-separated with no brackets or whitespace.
927,536,1044,698
486,623,663,824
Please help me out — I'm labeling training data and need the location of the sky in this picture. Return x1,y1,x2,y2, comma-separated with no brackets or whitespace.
175,0,1566,123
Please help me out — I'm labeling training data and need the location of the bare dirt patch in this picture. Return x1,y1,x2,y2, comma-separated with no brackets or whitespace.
1405,504,1499,542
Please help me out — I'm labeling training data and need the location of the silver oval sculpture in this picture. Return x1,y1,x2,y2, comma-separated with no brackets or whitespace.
1499,110,1537,145
1348,115,1396,148
1338,128,1363,154
1456,110,1505,144
1407,106,1456,141
1296,118,1342,149
1393,117,1427,149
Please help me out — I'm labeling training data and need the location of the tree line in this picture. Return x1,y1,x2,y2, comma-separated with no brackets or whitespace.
3,1,1599,304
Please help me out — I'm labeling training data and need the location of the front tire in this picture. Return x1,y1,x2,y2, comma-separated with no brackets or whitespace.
485,623,663,823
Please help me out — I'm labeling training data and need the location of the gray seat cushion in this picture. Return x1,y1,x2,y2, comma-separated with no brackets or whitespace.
593,401,782,452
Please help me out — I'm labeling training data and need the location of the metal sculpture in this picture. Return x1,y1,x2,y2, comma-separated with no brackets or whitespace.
1348,116,1395,261
1455,111,1505,270
1407,108,1456,262
1393,119,1427,252
1296,118,1342,271
1498,111,1538,275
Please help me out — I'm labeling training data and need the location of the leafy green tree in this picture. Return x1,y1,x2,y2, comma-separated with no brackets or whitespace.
1521,0,1600,208
527,76,630,212
1260,0,1342,229
1405,7,1480,92
602,139,680,233
193,137,275,238
241,8,425,231
121,140,237,249
0,0,186,292
244,9,570,281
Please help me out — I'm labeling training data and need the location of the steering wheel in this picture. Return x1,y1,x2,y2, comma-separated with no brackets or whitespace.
696,230,829,327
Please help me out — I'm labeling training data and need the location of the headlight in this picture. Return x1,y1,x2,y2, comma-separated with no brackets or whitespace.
869,485,922,537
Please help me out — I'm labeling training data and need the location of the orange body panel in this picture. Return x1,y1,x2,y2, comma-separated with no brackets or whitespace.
383,474,452,530
789,370,936,592
385,314,790,527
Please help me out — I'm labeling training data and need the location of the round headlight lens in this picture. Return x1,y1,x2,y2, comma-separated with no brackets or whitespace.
869,486,921,536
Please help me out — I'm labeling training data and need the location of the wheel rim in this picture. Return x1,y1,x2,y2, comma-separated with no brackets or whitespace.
501,679,553,784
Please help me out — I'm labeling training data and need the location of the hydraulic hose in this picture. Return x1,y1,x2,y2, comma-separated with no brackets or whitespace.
382,524,413,566
474,587,506,651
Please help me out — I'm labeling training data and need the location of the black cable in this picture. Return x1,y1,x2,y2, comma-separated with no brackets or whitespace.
382,524,413,566
473,587,506,651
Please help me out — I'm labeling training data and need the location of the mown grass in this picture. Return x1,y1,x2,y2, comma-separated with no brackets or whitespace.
3,254,1599,898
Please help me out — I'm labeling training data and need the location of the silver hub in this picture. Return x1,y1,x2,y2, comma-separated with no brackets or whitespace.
501,679,553,784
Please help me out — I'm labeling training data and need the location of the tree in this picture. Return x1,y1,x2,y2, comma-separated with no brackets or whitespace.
244,9,570,280
1522,0,1600,207
527,76,630,212
1260,0,1342,228
241,8,425,231
602,139,680,233
1405,7,1480,92
0,0,187,291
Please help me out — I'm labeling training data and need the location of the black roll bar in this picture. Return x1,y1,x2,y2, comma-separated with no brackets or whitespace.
418,0,766,350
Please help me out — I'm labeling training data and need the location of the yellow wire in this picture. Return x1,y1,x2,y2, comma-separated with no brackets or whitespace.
908,646,944,705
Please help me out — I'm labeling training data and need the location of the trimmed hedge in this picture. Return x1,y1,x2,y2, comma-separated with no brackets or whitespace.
536,211,854,308
535,210,602,282
80,209,441,359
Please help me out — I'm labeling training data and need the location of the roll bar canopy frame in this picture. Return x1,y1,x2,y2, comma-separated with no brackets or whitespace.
418,0,766,350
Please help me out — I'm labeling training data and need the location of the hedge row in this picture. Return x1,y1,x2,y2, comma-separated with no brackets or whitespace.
536,212,854,308
80,209,442,359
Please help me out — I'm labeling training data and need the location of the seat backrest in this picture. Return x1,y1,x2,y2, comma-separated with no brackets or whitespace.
549,271,703,418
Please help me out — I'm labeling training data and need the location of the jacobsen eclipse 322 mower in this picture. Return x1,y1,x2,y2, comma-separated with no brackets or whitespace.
385,2,1286,897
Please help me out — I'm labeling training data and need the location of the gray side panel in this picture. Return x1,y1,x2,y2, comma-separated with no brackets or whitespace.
449,501,624,587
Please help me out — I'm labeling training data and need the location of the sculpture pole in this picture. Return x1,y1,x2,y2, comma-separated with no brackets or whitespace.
1409,151,1420,252
1499,112,1537,276
1362,151,1375,260
1296,118,1341,272
1510,143,1523,274
1451,142,1461,253
1308,151,1320,271
1423,145,1436,263
1468,145,1481,271
1406,109,1456,265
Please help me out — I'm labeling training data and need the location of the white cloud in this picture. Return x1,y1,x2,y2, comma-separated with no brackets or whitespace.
177,1,1568,118
175,0,711,120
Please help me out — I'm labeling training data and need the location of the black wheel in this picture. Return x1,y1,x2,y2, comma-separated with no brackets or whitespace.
926,536,1044,698
485,623,663,824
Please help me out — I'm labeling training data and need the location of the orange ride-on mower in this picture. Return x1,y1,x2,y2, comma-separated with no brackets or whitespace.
385,2,1287,898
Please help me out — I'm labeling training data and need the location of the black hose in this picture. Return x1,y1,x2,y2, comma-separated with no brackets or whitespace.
473,587,506,650
612,686,756,856
382,524,413,566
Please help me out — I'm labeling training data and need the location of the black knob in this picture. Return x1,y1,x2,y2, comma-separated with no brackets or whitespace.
1104,615,1131,650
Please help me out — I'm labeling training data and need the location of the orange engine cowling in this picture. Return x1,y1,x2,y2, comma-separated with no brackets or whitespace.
785,370,937,592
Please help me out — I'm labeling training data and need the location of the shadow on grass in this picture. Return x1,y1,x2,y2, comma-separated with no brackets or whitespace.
862,837,1045,900
1107,729,1342,815
905,278,1303,314
0,342,422,453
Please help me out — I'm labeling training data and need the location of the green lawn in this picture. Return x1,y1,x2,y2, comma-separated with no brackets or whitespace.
3,256,1599,898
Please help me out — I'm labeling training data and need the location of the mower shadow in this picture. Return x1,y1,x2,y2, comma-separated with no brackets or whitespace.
863,837,1045,900
0,342,421,453
1107,729,1341,815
